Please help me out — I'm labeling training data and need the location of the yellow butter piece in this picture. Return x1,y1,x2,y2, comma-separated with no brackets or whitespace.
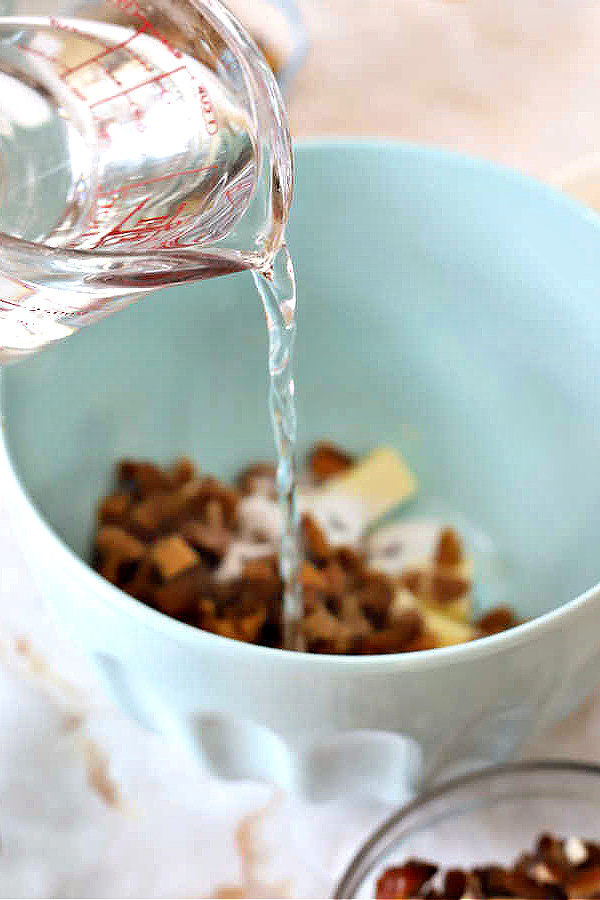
391,588,475,645
423,608,476,646
324,446,417,526
415,561,473,624
424,593,471,624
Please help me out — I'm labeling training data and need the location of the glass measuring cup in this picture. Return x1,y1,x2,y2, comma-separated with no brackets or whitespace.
0,0,293,360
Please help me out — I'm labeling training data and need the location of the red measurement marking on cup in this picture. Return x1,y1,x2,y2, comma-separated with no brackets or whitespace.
87,64,185,107
197,84,218,135
112,0,182,59
96,165,220,195
226,176,254,214
62,29,147,75
17,43,67,71
67,165,220,250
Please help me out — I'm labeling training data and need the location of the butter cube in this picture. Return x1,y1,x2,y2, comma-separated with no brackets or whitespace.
323,446,417,528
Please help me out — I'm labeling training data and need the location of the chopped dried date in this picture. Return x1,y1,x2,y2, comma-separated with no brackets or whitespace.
443,870,467,899
375,834,600,899
149,535,200,581
308,441,355,482
181,519,230,567
94,448,520,656
236,462,277,498
95,526,145,561
434,527,464,566
375,861,437,899
359,572,395,628
153,570,205,620
170,457,197,486
128,494,168,540
97,492,131,525
477,606,520,635
119,460,171,497
565,863,600,898
301,512,331,564
299,561,330,593
359,608,422,654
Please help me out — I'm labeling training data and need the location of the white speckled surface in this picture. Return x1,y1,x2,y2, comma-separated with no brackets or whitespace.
3,2,600,895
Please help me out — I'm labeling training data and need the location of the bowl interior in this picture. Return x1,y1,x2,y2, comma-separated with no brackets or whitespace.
3,142,600,623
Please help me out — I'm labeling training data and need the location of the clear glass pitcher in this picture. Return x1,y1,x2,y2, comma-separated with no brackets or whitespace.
0,0,293,360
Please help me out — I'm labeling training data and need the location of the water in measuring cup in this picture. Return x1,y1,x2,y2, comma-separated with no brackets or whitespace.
0,17,257,257
0,15,303,645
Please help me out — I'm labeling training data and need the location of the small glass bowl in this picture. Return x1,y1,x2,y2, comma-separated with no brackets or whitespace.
334,761,600,898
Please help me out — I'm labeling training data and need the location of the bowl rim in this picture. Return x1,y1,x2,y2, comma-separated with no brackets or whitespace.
3,137,600,669
333,758,600,899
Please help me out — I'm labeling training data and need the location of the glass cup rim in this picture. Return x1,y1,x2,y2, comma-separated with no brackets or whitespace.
333,759,600,899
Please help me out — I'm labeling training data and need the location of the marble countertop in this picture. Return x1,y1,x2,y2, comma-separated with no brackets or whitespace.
3,1,600,896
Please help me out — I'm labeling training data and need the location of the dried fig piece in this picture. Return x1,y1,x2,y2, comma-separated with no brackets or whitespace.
429,571,470,605
308,441,354,482
299,561,330,593
128,493,169,541
163,477,239,530
181,519,231,567
170,457,197,487
95,526,145,562
236,462,277,498
149,535,200,581
359,571,395,628
462,872,485,899
153,569,204,620
332,545,366,578
301,512,331,565
321,559,348,596
478,864,557,898
359,608,422,654
375,861,437,899
97,492,131,525
398,568,422,596
301,605,352,653
236,608,268,643
477,606,520,635
443,869,467,899
119,460,171,497
241,555,279,579
434,527,464,566
401,628,438,653
235,572,283,622
565,864,600,898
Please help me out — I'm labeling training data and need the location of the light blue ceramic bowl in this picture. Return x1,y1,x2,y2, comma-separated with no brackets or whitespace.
3,140,600,802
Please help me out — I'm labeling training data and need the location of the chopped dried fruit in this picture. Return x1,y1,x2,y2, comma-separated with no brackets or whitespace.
301,512,331,565
93,444,520,655
477,606,520,635
170,457,197,486
375,834,600,898
236,462,277,498
119,460,171,497
97,492,131,525
299,561,330,593
375,861,437,899
434,527,464,566
149,535,199,581
181,519,230,566
308,441,354,481
95,525,145,561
